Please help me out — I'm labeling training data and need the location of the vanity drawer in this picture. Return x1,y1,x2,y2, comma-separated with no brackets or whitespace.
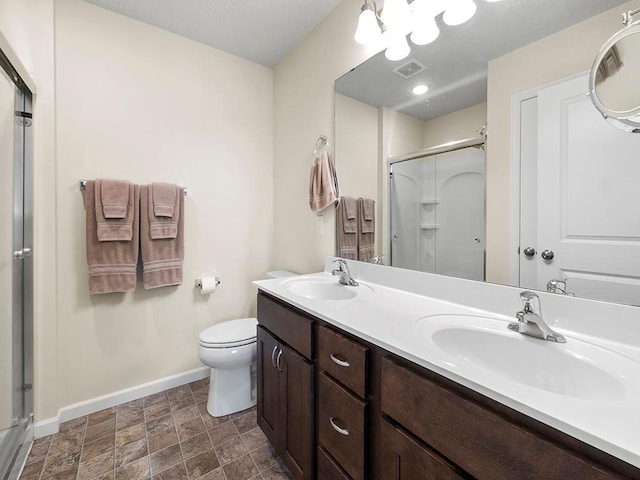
317,446,351,480
257,293,313,359
381,357,625,480
318,372,366,480
318,325,368,398
381,418,469,480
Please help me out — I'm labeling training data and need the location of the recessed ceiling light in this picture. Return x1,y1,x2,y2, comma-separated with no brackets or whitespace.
412,84,429,95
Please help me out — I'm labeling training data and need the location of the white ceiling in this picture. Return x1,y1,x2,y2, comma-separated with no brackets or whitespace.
83,0,342,68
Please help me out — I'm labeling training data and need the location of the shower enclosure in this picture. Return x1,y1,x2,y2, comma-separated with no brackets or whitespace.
389,141,485,281
0,42,34,480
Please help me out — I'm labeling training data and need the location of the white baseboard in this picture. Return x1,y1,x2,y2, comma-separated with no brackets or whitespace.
34,366,209,438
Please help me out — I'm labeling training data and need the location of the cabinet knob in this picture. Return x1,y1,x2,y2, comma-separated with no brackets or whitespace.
330,353,351,368
329,416,350,436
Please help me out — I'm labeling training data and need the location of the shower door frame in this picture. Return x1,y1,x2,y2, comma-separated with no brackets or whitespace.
0,40,34,480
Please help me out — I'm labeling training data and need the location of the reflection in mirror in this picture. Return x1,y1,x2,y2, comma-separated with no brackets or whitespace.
335,0,640,306
589,9,640,132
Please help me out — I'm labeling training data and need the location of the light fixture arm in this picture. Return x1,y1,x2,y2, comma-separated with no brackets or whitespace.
623,7,640,26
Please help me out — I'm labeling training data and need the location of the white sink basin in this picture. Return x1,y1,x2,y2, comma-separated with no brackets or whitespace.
281,276,373,301
414,314,640,402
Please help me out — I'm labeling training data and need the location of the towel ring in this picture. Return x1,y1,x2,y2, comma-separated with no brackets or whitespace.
314,135,329,155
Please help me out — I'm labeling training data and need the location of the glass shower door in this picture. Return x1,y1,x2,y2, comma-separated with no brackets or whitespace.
0,51,33,479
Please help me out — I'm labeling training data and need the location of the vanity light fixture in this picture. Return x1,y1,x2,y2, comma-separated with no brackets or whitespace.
412,84,429,95
355,0,501,61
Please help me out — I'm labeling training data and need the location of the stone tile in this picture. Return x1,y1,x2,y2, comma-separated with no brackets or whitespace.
169,396,194,413
115,455,150,480
117,398,143,412
19,458,44,479
176,417,205,442
180,432,212,460
184,449,220,480
191,387,208,405
195,468,225,480
48,431,84,456
88,407,116,427
148,427,179,454
199,405,229,431
143,392,168,407
166,386,192,404
149,444,183,475
59,416,87,434
172,405,200,426
40,450,81,478
207,422,238,447
85,418,116,443
80,433,115,462
116,408,145,430
222,454,259,480
77,449,115,480
115,437,148,468
232,412,257,435
229,408,254,421
151,461,189,480
39,464,79,480
240,427,267,453
189,378,208,392
92,472,115,480
147,414,175,436
260,460,293,480
249,443,278,472
214,436,248,466
26,436,51,464
116,422,146,447
145,401,171,421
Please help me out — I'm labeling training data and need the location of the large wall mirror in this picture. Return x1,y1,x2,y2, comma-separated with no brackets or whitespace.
335,0,640,306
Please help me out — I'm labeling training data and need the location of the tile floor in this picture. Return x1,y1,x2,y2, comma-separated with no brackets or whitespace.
19,377,292,480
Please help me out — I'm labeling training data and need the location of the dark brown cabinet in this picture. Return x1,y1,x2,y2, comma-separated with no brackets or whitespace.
256,296,314,480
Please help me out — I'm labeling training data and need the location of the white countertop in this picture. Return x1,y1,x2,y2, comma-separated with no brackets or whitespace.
254,266,640,469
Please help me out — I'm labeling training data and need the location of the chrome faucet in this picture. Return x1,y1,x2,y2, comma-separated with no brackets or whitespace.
331,259,359,286
508,291,566,343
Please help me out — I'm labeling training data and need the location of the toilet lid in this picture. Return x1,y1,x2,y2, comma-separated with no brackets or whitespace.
199,317,257,347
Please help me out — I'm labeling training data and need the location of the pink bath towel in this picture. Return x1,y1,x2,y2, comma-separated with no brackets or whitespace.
85,180,139,294
140,184,184,289
358,198,375,262
336,197,358,260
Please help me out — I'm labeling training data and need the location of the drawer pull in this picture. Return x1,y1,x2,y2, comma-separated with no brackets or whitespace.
271,345,278,367
329,416,350,436
330,353,351,368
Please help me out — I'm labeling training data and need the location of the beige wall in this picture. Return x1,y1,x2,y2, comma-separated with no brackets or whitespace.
0,0,58,420
51,0,273,410
273,0,378,274
423,102,487,148
486,0,638,284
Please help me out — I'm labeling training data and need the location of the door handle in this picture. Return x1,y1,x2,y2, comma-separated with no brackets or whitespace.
276,349,284,373
13,248,31,260
523,246,536,257
271,345,278,367
541,249,554,260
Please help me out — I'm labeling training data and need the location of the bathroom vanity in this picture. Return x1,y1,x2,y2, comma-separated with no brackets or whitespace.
254,261,640,480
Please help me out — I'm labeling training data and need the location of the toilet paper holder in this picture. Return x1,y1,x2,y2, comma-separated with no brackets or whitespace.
194,277,221,288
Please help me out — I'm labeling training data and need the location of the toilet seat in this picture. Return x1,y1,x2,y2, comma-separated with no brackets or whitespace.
199,317,257,348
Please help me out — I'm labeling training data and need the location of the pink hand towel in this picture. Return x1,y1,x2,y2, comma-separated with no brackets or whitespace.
150,183,180,239
341,196,357,234
85,180,139,294
309,151,339,212
95,179,135,241
152,182,178,217
141,184,184,289
100,179,130,218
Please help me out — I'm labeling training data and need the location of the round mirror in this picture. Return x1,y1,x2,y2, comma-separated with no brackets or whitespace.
589,17,640,133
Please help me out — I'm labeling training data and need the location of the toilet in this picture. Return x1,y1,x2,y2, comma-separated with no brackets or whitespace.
198,270,296,417
198,317,259,417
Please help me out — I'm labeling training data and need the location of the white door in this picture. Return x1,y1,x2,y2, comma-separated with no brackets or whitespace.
535,74,640,304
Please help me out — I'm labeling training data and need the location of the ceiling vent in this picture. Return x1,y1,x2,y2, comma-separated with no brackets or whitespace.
393,59,427,79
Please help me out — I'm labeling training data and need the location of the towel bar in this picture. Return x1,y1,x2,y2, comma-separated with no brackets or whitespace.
79,180,188,196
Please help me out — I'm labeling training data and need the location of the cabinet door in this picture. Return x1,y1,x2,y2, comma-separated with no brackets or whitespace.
381,419,468,480
257,326,286,453
281,343,314,480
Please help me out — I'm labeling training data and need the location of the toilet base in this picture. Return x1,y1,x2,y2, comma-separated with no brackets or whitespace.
206,365,256,417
